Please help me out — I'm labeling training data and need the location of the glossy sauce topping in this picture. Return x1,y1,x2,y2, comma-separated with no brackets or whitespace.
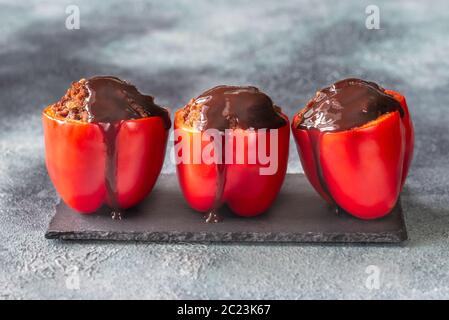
85,76,170,128
85,76,169,219
188,85,286,131
298,78,403,132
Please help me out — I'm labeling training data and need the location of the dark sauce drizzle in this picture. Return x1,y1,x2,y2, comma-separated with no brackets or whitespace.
203,137,226,223
298,78,403,132
84,76,170,219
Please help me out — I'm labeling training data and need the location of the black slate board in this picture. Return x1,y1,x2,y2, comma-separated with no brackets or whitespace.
45,174,407,243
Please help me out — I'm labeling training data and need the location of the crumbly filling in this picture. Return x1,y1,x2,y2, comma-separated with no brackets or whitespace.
49,79,90,121
181,98,206,129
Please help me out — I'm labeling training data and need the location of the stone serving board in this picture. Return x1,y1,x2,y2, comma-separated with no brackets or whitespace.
45,174,407,243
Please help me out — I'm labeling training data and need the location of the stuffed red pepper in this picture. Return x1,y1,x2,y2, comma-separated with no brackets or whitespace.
43,76,171,217
175,85,290,221
292,78,414,219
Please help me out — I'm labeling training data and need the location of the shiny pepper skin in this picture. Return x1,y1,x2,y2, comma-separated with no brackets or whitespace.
174,111,290,217
43,111,169,213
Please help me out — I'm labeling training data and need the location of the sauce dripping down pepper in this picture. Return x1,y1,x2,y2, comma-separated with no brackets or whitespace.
84,76,170,219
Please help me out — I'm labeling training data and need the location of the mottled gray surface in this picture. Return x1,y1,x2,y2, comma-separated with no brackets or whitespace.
0,0,448,299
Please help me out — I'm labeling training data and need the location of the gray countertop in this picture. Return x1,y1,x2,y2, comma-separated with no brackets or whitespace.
1,0,449,299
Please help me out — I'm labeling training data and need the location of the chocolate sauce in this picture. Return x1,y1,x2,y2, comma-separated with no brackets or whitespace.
203,137,226,223
85,76,170,128
297,78,404,211
84,76,170,218
98,122,121,220
298,78,403,132
190,85,286,131
188,85,285,222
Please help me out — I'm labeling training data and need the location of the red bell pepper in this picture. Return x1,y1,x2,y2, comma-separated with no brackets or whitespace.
43,109,169,213
292,89,414,219
174,111,290,217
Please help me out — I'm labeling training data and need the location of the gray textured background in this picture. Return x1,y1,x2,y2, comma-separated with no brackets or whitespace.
1,0,449,299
